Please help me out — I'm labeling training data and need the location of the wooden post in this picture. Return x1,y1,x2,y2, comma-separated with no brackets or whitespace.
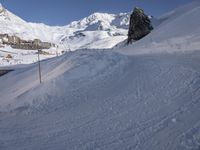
56,45,58,57
38,50,42,84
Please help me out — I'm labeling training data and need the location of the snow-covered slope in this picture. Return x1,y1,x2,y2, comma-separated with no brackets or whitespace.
119,0,200,55
1,1,200,150
1,50,200,150
0,4,63,42
67,12,130,30
57,12,129,50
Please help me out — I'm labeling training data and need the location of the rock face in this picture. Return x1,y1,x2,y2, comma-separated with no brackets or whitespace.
127,7,153,44
0,34,55,50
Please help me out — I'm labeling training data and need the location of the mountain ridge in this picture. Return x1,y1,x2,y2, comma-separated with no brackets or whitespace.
0,4,131,65
0,3,129,45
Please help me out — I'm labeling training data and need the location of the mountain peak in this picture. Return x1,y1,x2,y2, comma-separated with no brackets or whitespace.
0,3,10,20
67,12,130,30
87,12,115,22
0,3,6,13
89,12,114,18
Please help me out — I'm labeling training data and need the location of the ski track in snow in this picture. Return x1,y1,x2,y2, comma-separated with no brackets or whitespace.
0,49,200,150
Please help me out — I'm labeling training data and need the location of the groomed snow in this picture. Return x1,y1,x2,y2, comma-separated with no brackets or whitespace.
1,49,200,150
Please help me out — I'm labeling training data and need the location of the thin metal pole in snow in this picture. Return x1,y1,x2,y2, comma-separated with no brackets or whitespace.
38,50,42,84
56,45,59,57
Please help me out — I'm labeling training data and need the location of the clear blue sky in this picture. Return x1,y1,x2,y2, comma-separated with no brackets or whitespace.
1,0,191,26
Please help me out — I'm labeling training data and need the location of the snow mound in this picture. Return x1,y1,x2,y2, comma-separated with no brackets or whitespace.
0,49,129,112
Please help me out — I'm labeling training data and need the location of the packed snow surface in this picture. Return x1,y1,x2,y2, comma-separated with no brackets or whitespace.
1,49,200,150
0,0,200,150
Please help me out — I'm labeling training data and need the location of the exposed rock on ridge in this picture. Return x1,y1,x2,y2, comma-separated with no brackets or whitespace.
127,7,153,44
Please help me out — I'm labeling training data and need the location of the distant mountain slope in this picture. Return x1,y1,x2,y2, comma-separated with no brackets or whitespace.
0,3,131,65
0,4,129,48
0,3,162,66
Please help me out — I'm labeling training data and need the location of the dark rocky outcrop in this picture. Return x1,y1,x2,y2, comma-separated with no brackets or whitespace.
127,7,153,44
0,34,55,50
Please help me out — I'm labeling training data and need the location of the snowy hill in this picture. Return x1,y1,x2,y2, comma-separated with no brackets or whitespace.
0,1,200,150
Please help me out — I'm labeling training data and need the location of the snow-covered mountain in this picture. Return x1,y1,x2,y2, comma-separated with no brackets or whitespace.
0,3,129,48
1,1,200,150
0,4,131,65
0,3,161,66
